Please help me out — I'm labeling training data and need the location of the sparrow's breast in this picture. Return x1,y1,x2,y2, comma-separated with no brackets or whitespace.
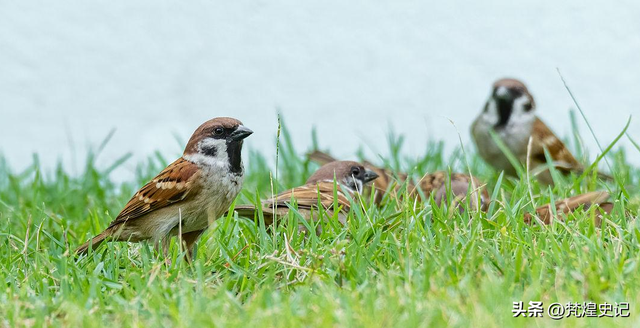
199,164,245,224
501,120,534,158
472,118,502,158
472,117,533,174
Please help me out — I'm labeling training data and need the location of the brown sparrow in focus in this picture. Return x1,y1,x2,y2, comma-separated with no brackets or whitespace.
234,161,378,234
523,191,613,225
471,78,608,184
76,117,253,259
308,150,490,211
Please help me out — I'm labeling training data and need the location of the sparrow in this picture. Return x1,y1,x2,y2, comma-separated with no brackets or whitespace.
307,150,407,206
471,78,607,184
233,161,378,234
307,150,490,211
76,117,253,259
413,171,490,212
523,191,613,225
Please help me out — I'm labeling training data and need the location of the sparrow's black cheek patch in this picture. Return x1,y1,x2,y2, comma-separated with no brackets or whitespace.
523,103,533,112
202,146,217,157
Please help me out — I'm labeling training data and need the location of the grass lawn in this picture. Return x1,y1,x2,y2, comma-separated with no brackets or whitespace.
1,118,639,327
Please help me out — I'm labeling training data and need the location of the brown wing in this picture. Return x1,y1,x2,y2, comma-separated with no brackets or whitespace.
234,182,352,225
529,118,581,173
524,191,611,225
269,181,351,210
107,157,200,228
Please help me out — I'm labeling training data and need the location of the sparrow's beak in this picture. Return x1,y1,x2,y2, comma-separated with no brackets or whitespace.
363,168,379,183
229,125,254,142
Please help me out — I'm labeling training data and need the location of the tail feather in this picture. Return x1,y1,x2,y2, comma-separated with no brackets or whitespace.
577,168,614,182
595,171,614,182
75,229,112,255
234,205,259,218
234,205,275,226
307,150,338,166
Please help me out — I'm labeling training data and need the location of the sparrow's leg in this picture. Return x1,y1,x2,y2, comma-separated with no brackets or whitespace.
152,237,173,267
181,229,206,262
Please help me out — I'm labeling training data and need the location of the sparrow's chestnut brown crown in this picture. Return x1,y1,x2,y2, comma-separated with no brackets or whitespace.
492,78,529,95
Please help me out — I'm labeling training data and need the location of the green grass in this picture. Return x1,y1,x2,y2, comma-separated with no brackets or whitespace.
1,116,640,328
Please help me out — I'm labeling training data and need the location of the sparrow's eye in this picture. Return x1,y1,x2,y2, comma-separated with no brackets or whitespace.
523,103,533,112
213,127,224,136
351,167,361,176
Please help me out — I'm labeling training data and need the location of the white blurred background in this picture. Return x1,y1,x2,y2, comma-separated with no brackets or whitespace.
1,1,639,181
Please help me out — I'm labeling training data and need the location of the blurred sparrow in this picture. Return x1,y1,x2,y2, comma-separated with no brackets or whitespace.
523,191,613,225
414,171,490,212
234,161,378,234
471,78,608,184
76,117,253,259
308,150,490,211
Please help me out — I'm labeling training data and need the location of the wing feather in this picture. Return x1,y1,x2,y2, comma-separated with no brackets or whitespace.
107,157,200,228
234,182,352,225
530,118,581,172
269,182,351,210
